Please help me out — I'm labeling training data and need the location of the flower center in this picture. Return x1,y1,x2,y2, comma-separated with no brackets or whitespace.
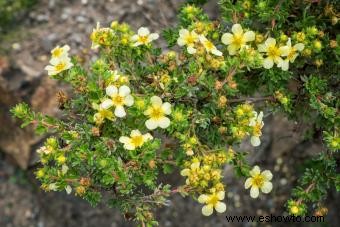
150,106,164,120
253,123,262,136
267,45,280,58
99,109,112,118
138,36,149,44
233,34,244,47
208,194,219,206
185,34,196,45
252,174,264,187
204,40,214,50
287,48,297,60
112,95,124,106
52,48,62,58
131,135,144,147
55,62,66,71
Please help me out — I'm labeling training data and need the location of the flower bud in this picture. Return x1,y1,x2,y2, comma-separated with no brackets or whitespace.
91,127,100,137
330,40,337,48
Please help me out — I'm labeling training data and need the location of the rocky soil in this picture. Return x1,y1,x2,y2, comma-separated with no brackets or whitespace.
0,0,339,227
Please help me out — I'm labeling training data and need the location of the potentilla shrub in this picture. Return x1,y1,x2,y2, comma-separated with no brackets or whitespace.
11,0,339,226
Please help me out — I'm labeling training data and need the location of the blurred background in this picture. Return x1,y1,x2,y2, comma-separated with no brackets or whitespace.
0,0,338,226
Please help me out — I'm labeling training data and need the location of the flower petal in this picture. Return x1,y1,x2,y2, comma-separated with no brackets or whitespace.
150,96,162,106
180,168,190,176
179,29,189,37
143,133,153,141
251,136,261,146
119,85,131,96
130,130,141,137
265,37,276,46
100,99,114,109
119,136,130,144
279,46,290,56
279,59,289,71
114,106,126,118
250,166,261,176
244,178,253,189
187,46,197,54
221,33,233,45
227,44,238,55
162,102,171,115
65,185,72,194
106,85,118,97
202,204,214,216
138,27,150,36
212,49,223,56
124,95,134,106
217,191,225,200
177,37,186,46
258,111,264,121
294,43,305,52
131,34,138,42
257,44,266,52
263,57,274,69
145,119,158,130
250,186,259,198
244,31,255,42
124,143,135,150
262,170,273,181
261,181,273,193
198,194,209,203
214,202,226,213
158,117,170,128
149,33,159,41
232,24,243,35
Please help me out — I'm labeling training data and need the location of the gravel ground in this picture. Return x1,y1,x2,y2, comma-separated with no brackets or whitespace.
0,0,339,227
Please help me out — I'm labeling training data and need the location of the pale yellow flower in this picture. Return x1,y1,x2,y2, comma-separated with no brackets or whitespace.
93,103,115,125
249,111,264,147
177,29,199,54
144,96,171,130
199,35,223,56
131,27,159,46
44,56,73,76
278,38,304,71
101,85,134,118
119,129,153,150
51,45,70,59
221,24,255,55
198,191,226,216
245,166,273,198
258,38,288,69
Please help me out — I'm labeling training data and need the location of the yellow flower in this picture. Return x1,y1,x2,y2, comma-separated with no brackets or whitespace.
245,165,273,198
51,45,70,59
119,129,153,150
198,35,223,56
93,105,115,125
258,37,288,69
180,160,200,185
144,96,171,130
249,111,264,147
278,38,304,71
44,56,73,76
198,190,226,216
131,27,159,46
177,29,199,54
101,85,134,118
221,24,255,55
